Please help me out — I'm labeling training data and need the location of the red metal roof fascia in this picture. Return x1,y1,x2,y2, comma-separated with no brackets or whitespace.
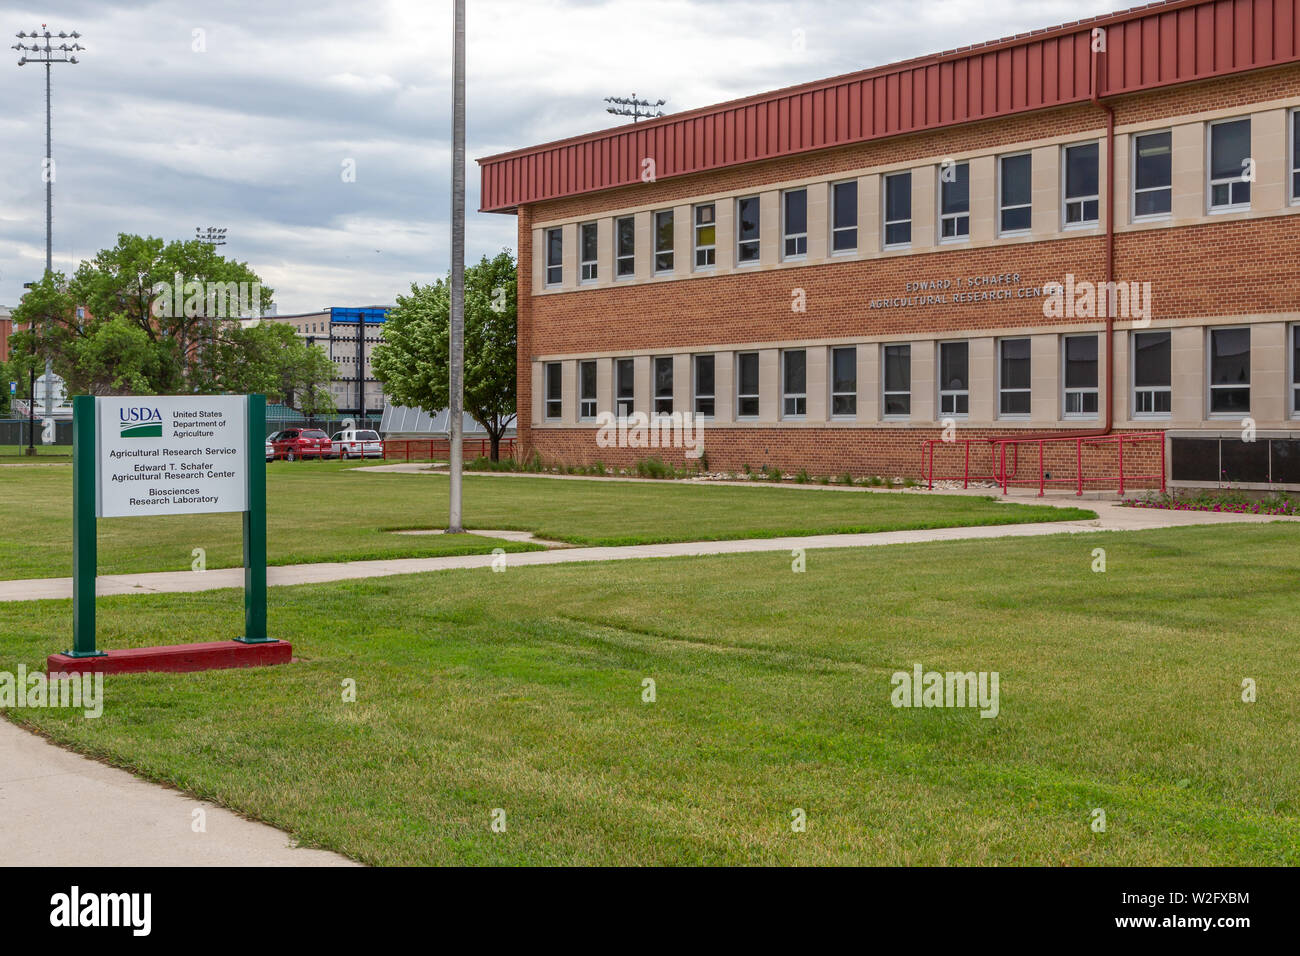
479,0,1300,213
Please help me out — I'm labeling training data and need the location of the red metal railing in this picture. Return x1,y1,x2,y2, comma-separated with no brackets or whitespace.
924,432,1165,496
993,432,1165,496
922,438,1020,490
381,438,516,462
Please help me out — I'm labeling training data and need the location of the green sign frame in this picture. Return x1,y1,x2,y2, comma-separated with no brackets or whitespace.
68,393,271,657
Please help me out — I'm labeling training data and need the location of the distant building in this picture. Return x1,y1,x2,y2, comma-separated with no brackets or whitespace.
0,305,12,362
262,306,392,420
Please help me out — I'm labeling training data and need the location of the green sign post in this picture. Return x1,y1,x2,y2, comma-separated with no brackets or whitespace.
67,393,270,657
69,394,103,658
237,393,271,644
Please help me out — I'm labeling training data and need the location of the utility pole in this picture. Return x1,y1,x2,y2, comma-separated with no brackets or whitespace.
15,24,83,440
604,94,666,123
448,0,466,533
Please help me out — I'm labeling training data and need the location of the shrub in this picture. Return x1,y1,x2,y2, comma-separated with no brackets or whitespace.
635,457,674,479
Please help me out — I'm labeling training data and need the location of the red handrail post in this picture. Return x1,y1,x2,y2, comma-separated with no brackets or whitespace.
1117,435,1125,496
963,442,970,489
1160,435,1167,494
1076,439,1083,496
1038,441,1045,496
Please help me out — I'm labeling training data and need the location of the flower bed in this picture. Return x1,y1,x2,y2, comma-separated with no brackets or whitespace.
1121,494,1297,516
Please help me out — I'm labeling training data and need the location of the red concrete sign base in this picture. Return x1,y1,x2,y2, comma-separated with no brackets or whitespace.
47,640,292,675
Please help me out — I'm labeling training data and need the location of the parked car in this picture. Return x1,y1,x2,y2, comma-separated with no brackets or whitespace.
265,435,276,462
270,428,333,461
331,428,384,459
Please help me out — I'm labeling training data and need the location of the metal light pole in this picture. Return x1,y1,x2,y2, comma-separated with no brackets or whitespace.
448,0,465,533
15,25,83,438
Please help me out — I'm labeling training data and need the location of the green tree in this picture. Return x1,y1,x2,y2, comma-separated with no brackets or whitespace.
373,250,517,459
9,234,335,408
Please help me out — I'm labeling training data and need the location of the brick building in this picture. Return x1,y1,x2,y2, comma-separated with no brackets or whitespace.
0,306,12,363
479,0,1300,489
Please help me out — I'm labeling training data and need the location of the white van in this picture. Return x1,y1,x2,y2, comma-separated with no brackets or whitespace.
330,428,384,459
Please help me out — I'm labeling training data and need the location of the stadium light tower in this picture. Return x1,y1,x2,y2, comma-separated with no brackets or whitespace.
14,24,84,276
14,24,83,440
604,94,666,123
196,226,228,247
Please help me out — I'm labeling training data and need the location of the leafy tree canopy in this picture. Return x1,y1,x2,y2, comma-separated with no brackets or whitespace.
10,233,334,412
372,250,516,458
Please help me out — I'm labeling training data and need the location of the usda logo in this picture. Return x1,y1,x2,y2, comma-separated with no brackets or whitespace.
119,406,163,438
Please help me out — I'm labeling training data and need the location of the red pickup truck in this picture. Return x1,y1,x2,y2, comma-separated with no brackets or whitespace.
269,428,334,461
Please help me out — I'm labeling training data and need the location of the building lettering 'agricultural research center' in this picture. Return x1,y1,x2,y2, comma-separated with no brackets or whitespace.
479,0,1300,489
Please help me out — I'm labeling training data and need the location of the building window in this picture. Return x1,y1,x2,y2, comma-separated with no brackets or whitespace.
939,161,970,240
736,352,759,418
882,344,911,417
781,350,806,417
831,346,856,416
615,358,635,418
883,171,912,247
1132,330,1171,417
1133,130,1172,219
999,153,1032,234
831,180,858,252
655,210,674,273
999,338,1031,417
782,189,807,259
615,216,635,278
1292,110,1300,203
578,360,597,420
939,341,969,416
736,196,760,264
654,357,673,415
1063,335,1099,417
579,222,598,282
1209,327,1250,415
545,228,562,286
544,362,562,420
1209,118,1251,211
694,204,716,269
1064,142,1100,226
1292,325,1300,415
693,355,715,418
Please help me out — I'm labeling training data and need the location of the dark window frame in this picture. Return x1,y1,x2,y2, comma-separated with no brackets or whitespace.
615,216,635,278
544,362,563,420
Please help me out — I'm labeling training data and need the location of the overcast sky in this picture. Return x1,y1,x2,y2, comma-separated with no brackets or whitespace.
0,0,1120,314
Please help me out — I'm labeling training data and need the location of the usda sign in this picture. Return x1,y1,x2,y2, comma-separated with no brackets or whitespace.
68,394,269,658
97,396,249,518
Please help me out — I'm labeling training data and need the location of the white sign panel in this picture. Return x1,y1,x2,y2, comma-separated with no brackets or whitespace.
96,395,248,518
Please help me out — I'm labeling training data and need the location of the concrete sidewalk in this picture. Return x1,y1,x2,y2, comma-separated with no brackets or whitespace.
2,499,1292,603
0,719,356,866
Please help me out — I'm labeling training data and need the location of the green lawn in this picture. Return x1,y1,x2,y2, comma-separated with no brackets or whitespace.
0,445,71,460
0,460,1092,579
3,523,1297,865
